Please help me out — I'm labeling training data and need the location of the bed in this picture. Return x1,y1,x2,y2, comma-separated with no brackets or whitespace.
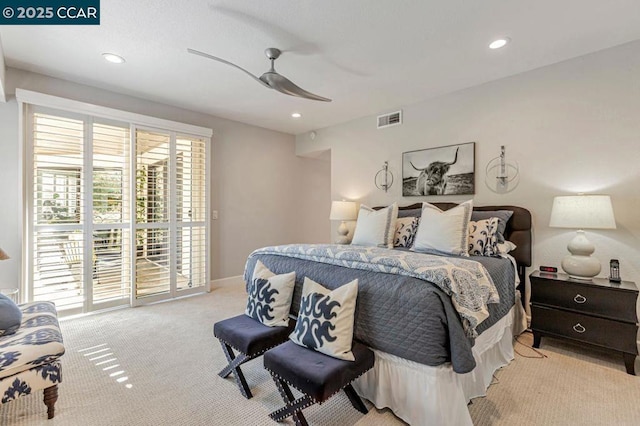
243,203,532,425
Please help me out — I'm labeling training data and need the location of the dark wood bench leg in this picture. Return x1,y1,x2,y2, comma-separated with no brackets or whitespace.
44,385,58,419
218,344,250,379
270,375,309,426
219,342,252,399
344,384,368,414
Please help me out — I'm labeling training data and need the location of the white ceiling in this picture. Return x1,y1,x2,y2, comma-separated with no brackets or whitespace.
2,1,640,135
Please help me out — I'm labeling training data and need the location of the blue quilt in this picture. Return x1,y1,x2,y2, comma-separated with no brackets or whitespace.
244,245,515,373
247,244,499,338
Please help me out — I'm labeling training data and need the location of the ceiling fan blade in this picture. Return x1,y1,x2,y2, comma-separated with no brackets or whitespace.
260,72,332,102
187,48,270,88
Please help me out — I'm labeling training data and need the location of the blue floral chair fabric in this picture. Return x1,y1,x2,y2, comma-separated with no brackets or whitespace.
0,301,64,419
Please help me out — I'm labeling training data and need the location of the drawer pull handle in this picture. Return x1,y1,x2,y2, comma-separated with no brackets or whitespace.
573,323,586,333
573,294,587,304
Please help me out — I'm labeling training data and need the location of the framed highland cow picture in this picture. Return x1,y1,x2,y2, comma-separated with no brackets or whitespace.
402,142,475,196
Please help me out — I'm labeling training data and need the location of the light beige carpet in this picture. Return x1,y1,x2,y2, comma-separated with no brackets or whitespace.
1,284,639,425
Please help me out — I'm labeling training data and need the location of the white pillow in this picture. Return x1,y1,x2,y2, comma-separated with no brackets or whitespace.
351,203,398,249
497,240,517,255
412,200,474,256
289,277,358,361
245,260,296,327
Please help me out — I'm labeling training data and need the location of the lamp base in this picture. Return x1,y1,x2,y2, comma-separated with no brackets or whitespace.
335,235,350,245
561,255,601,280
560,230,601,280
335,221,350,245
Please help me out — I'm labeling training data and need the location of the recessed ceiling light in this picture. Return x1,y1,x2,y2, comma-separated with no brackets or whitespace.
102,53,126,64
291,112,302,118
489,38,510,50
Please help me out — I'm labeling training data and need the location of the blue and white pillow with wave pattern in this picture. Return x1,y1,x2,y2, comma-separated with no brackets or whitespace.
245,261,295,327
289,277,358,361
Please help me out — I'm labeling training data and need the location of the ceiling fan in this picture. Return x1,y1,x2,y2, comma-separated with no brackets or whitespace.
187,47,332,102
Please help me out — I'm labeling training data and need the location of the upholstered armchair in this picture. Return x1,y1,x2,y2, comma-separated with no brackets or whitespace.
0,301,65,419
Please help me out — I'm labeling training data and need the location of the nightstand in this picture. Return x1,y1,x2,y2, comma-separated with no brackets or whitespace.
530,270,639,375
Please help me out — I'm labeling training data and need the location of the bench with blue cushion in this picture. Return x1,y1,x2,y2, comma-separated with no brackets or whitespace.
264,340,374,426
213,314,293,399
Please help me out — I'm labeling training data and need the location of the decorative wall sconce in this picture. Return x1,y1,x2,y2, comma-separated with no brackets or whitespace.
485,145,519,193
375,161,394,192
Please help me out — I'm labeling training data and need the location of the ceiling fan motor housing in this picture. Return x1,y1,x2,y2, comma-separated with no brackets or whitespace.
264,48,281,60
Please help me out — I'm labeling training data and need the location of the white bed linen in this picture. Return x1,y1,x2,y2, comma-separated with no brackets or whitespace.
353,300,526,426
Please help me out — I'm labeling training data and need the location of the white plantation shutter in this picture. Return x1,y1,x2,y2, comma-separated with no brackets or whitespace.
136,130,170,224
32,113,85,310
23,97,211,314
92,123,131,305
176,137,207,290
134,129,172,299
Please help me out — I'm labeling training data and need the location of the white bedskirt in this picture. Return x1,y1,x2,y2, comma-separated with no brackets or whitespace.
353,299,527,426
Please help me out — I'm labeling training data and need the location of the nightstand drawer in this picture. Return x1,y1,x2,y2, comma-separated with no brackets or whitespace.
530,278,637,323
531,305,638,354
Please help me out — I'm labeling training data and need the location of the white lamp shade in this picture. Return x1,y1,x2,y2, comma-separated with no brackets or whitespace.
329,201,357,221
549,195,616,230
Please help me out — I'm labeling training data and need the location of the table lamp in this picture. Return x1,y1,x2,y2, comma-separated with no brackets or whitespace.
329,201,357,244
549,195,616,280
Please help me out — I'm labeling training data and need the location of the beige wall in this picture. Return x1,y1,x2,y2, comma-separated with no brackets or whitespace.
0,68,330,287
297,40,640,286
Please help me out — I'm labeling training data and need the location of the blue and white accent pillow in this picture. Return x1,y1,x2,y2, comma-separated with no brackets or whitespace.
471,210,513,243
245,261,295,327
394,216,420,248
289,277,358,361
468,218,500,257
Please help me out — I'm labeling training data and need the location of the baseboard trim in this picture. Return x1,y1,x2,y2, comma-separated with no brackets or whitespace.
211,275,244,288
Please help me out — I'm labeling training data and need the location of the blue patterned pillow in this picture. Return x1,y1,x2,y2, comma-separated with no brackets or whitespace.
394,217,420,248
289,277,358,361
245,261,295,327
0,294,22,336
468,218,500,256
471,210,513,243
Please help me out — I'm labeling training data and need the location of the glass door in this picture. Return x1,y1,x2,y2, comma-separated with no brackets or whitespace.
175,136,207,293
25,106,210,313
30,112,86,314
132,130,208,304
133,128,172,303
90,122,132,310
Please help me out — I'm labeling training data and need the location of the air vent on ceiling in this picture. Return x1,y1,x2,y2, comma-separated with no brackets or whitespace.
377,110,402,129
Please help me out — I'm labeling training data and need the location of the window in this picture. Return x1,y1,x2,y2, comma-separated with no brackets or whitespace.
20,91,211,314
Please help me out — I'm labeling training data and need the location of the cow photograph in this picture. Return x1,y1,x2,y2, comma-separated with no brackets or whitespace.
402,142,475,196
